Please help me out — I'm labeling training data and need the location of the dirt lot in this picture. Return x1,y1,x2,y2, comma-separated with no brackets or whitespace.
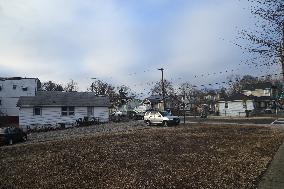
1,123,284,189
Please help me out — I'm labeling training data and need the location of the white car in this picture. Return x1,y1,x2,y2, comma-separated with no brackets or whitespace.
111,111,126,116
144,111,180,126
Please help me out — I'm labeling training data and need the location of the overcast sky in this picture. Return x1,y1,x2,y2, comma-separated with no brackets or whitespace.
0,0,280,96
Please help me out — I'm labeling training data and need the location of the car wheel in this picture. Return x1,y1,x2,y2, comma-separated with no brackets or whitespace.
9,138,13,145
146,121,151,126
162,121,168,127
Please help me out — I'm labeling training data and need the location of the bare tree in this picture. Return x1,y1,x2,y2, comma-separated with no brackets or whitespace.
88,80,121,107
116,85,136,105
89,80,115,96
239,0,284,75
227,74,284,95
227,75,259,95
41,81,64,91
64,79,79,92
151,79,175,96
178,82,196,101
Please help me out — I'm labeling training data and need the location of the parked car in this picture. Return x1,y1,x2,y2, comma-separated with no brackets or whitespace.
132,111,145,120
111,111,127,117
144,111,180,126
0,127,27,145
264,108,274,114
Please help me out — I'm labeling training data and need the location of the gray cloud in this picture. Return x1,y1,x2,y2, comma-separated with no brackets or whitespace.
0,0,261,93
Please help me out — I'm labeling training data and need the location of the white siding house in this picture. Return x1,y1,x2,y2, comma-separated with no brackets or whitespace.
0,77,40,117
218,94,254,117
17,91,110,129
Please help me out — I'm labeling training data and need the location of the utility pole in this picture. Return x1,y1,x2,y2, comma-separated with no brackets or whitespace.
158,68,166,110
183,90,186,124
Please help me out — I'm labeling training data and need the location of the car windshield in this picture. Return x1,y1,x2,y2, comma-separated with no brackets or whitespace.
160,111,172,116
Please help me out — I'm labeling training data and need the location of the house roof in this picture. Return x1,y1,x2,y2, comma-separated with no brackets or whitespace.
145,94,172,103
205,90,217,96
242,82,276,91
17,91,110,107
219,93,253,102
252,96,277,101
145,95,164,103
0,77,39,81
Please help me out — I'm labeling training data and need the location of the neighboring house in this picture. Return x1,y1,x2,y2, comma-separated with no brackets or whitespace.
144,95,165,111
242,82,278,112
242,82,277,97
203,91,219,114
218,93,254,117
17,91,110,129
117,99,142,112
133,104,150,114
0,77,40,123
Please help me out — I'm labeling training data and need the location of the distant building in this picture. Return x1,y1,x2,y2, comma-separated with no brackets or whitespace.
144,95,165,111
218,93,254,117
203,90,219,114
242,82,278,98
117,99,142,113
17,91,110,129
0,77,40,122
242,82,278,113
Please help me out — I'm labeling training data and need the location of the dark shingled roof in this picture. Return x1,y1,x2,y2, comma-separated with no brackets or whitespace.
242,82,276,91
17,91,110,107
219,93,253,102
0,77,39,81
145,95,169,103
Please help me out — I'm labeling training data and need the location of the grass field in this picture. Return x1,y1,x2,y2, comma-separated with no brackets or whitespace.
1,124,284,188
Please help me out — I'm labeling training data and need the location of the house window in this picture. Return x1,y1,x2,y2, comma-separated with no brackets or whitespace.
0,86,2,91
22,87,28,91
225,102,228,108
264,89,270,95
61,106,75,116
33,107,42,116
13,85,17,89
0,100,2,105
242,101,247,109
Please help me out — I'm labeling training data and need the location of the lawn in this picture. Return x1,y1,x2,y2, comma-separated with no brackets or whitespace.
0,124,283,188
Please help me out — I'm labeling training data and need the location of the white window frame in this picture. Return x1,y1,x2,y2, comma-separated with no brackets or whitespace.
225,102,228,109
61,106,75,116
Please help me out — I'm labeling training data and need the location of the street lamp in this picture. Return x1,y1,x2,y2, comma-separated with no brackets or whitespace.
158,68,165,110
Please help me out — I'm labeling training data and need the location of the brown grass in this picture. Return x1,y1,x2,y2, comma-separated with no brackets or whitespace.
0,124,283,189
